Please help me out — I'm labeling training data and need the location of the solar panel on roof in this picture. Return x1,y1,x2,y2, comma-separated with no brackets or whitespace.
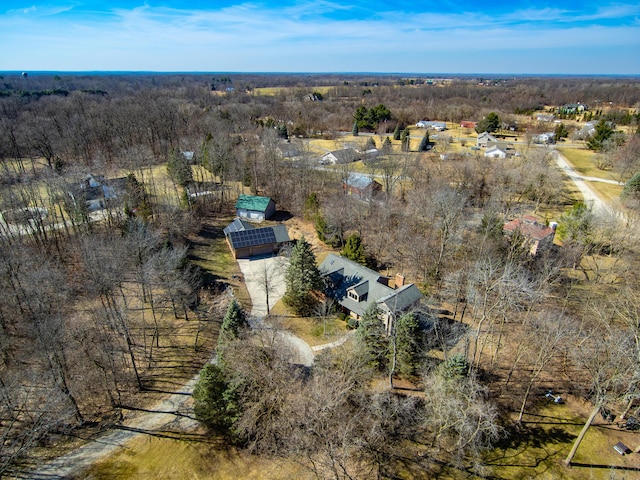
229,227,277,249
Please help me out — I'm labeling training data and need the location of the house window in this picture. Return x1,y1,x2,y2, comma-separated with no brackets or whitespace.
348,290,358,301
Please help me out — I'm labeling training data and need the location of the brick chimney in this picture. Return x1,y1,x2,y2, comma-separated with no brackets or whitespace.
394,273,405,289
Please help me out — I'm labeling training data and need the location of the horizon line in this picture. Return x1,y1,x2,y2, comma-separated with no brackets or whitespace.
2,70,639,79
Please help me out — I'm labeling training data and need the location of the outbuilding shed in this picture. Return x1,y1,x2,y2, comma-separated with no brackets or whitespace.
235,194,276,222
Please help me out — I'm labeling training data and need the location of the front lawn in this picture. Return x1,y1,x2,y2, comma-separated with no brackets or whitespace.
270,300,350,347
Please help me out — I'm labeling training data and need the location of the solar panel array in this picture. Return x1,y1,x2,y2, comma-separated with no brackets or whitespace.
229,227,277,249
223,218,253,236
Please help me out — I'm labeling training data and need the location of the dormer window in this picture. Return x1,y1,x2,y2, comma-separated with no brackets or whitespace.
347,280,369,302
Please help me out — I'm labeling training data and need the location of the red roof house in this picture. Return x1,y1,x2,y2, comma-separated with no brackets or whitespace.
503,215,556,256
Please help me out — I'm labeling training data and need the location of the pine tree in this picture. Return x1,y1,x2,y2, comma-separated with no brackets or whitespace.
475,112,501,134
356,304,389,371
393,125,402,140
341,233,366,265
283,236,322,316
193,364,240,435
401,127,411,151
622,171,640,200
352,121,359,136
587,120,614,151
394,312,421,377
167,149,193,187
218,299,248,347
382,136,393,155
418,131,430,151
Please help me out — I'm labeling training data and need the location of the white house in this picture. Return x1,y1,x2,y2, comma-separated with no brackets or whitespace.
476,132,497,148
484,146,507,159
320,148,359,165
532,132,556,144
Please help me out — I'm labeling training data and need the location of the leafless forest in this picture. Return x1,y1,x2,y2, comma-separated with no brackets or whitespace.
1,73,640,477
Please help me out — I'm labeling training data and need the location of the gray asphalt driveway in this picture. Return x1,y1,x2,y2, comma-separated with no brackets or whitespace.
237,254,315,366
237,254,288,317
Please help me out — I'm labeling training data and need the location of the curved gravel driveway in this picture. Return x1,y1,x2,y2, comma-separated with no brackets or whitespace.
27,254,317,479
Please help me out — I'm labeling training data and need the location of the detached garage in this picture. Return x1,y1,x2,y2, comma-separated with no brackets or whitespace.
235,194,276,222
223,218,290,259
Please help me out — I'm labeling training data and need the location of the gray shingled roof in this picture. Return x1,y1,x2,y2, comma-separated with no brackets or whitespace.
319,253,422,318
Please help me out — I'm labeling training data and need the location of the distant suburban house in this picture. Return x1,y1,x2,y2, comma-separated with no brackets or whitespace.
578,121,598,139
235,194,276,222
223,217,290,259
321,148,360,165
476,132,497,148
536,114,556,123
319,254,423,334
361,148,380,164
69,174,126,211
503,215,557,256
343,173,382,199
484,146,507,159
532,132,556,144
560,103,588,114
416,120,447,131
460,121,476,129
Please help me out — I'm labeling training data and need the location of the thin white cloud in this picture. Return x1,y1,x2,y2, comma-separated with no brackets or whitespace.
6,4,75,17
0,1,638,73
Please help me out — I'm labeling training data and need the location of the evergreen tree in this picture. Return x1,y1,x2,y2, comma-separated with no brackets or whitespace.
341,233,367,265
556,202,593,244
218,299,248,348
401,127,411,151
554,122,569,141
475,112,501,134
418,131,430,151
356,304,389,371
193,364,240,436
352,121,359,136
283,237,322,316
167,149,193,187
303,192,320,220
622,171,640,200
364,136,376,149
439,354,470,380
124,173,151,219
394,312,421,377
314,213,328,243
382,136,393,155
587,120,614,151
393,125,402,141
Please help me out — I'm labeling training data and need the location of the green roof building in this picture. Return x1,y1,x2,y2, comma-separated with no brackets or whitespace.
235,194,276,222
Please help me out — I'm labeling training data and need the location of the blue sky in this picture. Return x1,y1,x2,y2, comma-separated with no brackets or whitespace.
1,1,639,74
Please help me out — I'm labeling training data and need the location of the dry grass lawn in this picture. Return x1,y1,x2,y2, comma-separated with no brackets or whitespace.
80,433,313,480
558,147,620,182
